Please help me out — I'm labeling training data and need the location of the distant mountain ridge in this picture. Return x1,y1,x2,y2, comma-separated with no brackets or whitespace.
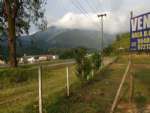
0,26,116,56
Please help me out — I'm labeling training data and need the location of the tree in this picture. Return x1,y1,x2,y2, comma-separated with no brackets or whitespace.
0,0,47,67
74,47,92,82
91,52,101,70
116,34,120,41
103,45,113,56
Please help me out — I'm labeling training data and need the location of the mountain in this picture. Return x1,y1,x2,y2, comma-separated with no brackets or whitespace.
49,29,115,48
0,26,116,56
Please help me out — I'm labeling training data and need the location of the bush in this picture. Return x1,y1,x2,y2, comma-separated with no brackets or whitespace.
91,52,101,70
74,47,92,82
134,92,147,108
103,45,113,56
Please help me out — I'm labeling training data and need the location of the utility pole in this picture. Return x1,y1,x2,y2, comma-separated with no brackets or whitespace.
97,13,107,69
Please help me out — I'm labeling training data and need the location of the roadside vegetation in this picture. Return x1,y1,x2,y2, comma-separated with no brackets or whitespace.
0,33,150,113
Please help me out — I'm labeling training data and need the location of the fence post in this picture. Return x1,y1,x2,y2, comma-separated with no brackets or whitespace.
38,66,42,113
92,69,94,78
110,61,131,113
66,66,70,96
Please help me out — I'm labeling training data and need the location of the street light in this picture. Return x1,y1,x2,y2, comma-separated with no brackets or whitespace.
97,13,107,69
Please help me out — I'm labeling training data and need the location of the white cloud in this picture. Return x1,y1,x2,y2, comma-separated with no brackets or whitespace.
53,13,98,30
45,0,150,34
49,11,129,34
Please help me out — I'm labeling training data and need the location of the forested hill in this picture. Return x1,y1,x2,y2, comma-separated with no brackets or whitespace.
0,26,115,56
112,33,130,50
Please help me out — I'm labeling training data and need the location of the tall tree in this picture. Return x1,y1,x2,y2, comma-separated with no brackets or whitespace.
0,0,47,67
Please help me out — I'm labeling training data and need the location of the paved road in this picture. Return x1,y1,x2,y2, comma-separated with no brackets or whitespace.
0,64,9,68
0,57,116,69
44,61,75,68
0,60,75,68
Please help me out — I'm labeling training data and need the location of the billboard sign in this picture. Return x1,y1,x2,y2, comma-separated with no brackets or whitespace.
130,12,150,51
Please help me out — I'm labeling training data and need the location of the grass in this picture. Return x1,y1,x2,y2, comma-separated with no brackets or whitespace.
0,63,78,113
38,56,128,113
116,54,150,113
43,54,150,113
0,54,150,113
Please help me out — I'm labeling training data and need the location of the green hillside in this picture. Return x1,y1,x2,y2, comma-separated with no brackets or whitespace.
103,33,130,56
112,33,130,51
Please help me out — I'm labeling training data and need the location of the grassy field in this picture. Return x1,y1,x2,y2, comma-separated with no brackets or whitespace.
0,63,78,113
41,55,150,113
0,55,150,113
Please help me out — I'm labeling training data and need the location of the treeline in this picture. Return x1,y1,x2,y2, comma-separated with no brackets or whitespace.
48,47,97,59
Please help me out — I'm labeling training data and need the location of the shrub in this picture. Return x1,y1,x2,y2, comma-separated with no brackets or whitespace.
134,91,147,112
74,47,92,82
91,52,101,70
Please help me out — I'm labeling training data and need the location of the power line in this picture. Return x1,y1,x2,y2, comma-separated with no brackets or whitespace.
76,0,94,13
70,0,89,17
74,0,100,27
69,0,99,28
84,0,98,13
75,0,91,15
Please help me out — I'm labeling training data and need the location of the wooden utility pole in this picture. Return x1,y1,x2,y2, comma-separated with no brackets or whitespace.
66,66,70,96
38,66,43,113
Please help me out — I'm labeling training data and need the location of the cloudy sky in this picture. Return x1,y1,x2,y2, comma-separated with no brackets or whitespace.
33,0,150,34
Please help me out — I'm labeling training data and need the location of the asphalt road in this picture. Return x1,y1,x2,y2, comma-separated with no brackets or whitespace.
0,60,75,68
0,57,116,69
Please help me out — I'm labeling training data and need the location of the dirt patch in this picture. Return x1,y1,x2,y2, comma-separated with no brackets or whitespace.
116,102,150,113
133,64,150,69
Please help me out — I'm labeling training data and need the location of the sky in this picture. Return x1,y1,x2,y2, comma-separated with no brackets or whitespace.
31,0,150,34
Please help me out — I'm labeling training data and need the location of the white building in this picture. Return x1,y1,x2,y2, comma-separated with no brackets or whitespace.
38,55,59,61
0,59,4,64
18,54,59,64
52,55,59,60
27,57,36,64
39,56,48,61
